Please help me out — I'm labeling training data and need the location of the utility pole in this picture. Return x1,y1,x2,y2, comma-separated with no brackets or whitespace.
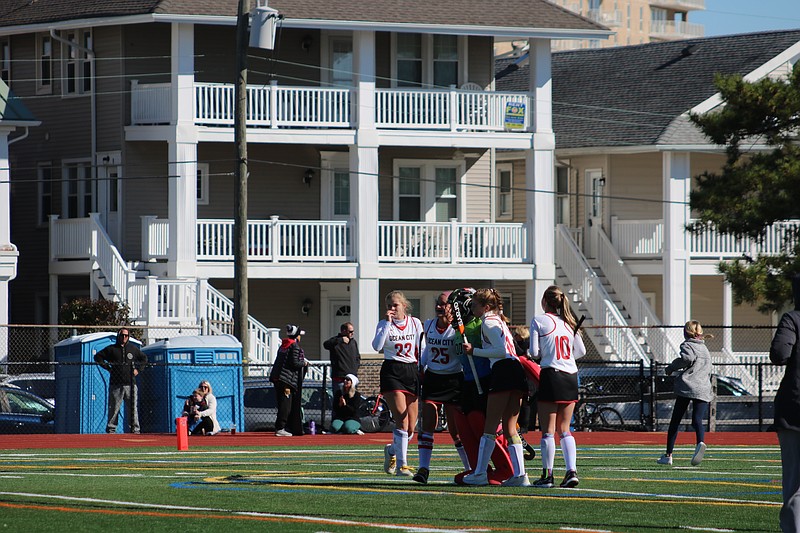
233,0,250,358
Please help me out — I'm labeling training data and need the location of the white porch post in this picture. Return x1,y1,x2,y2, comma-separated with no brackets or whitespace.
351,30,380,354
722,279,733,353
168,23,198,278
0,130,10,364
525,39,555,319
663,152,691,325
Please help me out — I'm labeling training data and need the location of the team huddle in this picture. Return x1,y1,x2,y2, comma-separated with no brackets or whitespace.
372,285,586,487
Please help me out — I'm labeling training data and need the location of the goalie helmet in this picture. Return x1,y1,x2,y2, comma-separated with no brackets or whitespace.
447,287,476,325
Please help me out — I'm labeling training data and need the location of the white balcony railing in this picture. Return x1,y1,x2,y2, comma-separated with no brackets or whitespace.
650,20,704,39
130,81,530,133
611,218,800,259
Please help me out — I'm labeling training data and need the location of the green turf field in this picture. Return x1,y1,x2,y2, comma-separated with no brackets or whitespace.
0,443,783,532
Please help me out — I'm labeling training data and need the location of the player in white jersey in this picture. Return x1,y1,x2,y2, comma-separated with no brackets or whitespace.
372,290,423,477
529,285,586,489
462,288,530,487
413,292,469,484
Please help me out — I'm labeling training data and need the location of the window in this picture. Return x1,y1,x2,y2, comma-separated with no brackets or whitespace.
62,161,93,218
396,33,422,87
393,34,463,88
330,38,353,87
197,163,209,205
497,164,512,219
398,167,422,221
394,160,465,222
63,29,92,96
36,34,52,94
0,39,10,85
555,166,570,225
333,170,350,216
320,152,350,220
586,168,604,220
38,163,53,225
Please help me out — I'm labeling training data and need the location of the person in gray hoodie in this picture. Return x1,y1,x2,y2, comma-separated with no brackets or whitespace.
769,275,800,533
656,320,713,467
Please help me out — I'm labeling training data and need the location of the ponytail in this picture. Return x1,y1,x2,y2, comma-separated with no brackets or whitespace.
543,285,576,331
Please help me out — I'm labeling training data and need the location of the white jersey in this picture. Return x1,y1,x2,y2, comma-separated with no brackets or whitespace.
472,312,517,368
529,313,586,373
372,315,424,364
420,319,462,374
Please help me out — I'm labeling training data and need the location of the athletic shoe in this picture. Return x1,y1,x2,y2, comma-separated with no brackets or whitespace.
532,474,554,488
275,429,292,437
383,444,396,475
355,429,365,435
691,442,706,466
656,454,672,465
500,473,531,487
412,467,429,484
462,471,489,486
560,470,579,488
395,465,414,477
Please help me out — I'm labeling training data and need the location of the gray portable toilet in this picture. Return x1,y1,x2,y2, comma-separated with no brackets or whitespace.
140,335,244,433
54,332,144,434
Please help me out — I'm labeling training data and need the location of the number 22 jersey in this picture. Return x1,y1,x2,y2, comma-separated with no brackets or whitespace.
529,313,586,373
372,316,424,364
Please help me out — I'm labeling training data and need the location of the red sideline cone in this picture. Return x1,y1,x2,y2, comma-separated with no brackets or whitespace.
176,417,189,451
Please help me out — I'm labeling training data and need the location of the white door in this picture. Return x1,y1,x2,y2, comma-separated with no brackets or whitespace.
97,152,122,244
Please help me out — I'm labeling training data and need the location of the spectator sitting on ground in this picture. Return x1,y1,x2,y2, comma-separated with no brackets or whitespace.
196,380,221,435
182,388,209,435
331,374,364,435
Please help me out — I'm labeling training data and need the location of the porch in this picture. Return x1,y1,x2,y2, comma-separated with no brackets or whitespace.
130,81,531,133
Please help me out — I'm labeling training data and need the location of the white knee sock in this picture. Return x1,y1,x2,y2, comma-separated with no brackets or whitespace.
508,443,526,477
393,429,409,468
418,432,434,470
474,434,497,475
560,433,577,472
541,433,555,474
455,439,471,470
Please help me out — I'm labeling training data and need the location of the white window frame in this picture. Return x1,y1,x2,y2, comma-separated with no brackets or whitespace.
0,38,10,86
37,162,53,226
320,32,353,87
197,163,209,205
61,28,93,97
36,33,52,95
62,158,93,219
390,33,468,89
555,165,570,226
496,163,513,220
586,168,604,221
320,151,350,220
392,159,466,222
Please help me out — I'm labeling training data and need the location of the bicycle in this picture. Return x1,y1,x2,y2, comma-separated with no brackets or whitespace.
574,382,625,431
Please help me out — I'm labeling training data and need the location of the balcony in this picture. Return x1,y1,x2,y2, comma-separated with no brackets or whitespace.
650,20,704,40
139,217,527,265
610,218,800,259
587,8,623,27
649,0,705,11
130,81,531,133
0,243,18,281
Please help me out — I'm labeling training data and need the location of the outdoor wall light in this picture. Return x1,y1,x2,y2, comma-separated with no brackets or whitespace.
301,298,313,315
303,169,314,187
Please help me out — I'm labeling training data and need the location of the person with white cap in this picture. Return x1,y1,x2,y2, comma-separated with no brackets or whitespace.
269,324,309,436
330,373,365,435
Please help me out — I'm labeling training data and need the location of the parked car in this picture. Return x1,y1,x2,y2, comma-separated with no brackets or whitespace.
0,385,55,433
0,373,55,406
243,379,333,432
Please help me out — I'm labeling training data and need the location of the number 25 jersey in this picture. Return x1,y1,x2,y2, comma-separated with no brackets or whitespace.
529,313,586,373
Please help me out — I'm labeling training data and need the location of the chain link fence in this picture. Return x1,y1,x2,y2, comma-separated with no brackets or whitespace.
0,324,788,435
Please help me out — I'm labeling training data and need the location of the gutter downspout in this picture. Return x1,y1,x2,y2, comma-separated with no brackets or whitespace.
7,127,29,145
49,29,96,214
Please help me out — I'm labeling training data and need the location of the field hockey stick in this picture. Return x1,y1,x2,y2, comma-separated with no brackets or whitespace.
453,300,483,395
574,314,586,334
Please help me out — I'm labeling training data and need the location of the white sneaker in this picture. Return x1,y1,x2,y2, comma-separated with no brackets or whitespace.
656,454,672,465
501,474,531,487
383,444,396,475
691,442,706,466
275,429,292,437
356,429,365,435
462,471,489,486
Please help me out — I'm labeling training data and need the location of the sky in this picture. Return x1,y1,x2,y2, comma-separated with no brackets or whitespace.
693,0,800,37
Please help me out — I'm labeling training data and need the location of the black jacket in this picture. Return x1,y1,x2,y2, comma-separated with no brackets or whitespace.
94,341,147,386
270,338,306,391
770,310,800,431
323,335,360,379
333,392,363,422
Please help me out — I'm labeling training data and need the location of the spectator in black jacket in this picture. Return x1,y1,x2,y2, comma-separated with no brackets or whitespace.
323,322,360,401
270,324,308,436
94,328,148,434
331,374,364,434
770,275,800,533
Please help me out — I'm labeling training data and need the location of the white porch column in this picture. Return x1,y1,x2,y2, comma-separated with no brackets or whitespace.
722,279,733,353
525,39,555,319
168,23,198,278
0,130,10,364
662,152,691,325
351,30,380,354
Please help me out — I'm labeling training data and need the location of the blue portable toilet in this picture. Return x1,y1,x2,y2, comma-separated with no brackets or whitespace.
140,335,244,434
54,332,144,434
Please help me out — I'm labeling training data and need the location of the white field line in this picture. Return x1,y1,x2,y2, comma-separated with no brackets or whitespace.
575,487,781,506
0,491,490,533
601,467,778,477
